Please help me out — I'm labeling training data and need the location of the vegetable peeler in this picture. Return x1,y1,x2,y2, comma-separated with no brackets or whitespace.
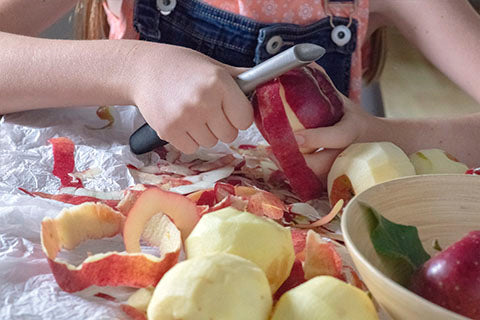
129,43,326,155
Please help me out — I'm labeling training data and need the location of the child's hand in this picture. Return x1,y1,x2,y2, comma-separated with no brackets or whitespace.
128,43,253,154
293,95,381,178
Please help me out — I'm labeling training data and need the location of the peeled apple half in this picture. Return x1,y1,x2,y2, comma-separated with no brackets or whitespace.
252,65,344,201
147,253,272,320
328,142,415,205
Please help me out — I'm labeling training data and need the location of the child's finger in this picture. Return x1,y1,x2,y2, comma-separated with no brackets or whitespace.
167,132,199,155
294,115,358,150
187,124,219,149
207,113,238,144
303,148,342,177
221,80,253,130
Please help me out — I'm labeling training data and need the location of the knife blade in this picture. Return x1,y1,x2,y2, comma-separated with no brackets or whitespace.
129,43,326,155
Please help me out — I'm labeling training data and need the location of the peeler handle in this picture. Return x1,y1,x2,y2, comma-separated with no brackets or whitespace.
129,123,166,155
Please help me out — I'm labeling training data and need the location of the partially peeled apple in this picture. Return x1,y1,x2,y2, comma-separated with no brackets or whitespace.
327,142,415,205
252,66,344,201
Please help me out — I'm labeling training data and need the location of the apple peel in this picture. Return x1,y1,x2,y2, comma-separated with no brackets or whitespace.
252,66,344,201
303,230,344,281
293,199,343,229
41,202,181,293
123,187,200,250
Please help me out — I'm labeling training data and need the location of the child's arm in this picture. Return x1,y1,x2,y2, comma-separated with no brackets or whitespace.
298,0,480,176
375,0,480,103
0,32,253,154
297,100,480,177
0,0,78,36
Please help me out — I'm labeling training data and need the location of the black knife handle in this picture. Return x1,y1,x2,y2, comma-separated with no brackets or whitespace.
129,123,168,154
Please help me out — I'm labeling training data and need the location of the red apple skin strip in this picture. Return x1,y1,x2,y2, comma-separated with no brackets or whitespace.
46,251,179,293
253,80,323,201
245,191,285,220
20,189,119,209
41,202,181,293
273,259,306,301
303,230,344,281
290,228,309,258
123,187,200,250
48,137,84,189
121,305,147,320
196,189,216,206
280,67,343,129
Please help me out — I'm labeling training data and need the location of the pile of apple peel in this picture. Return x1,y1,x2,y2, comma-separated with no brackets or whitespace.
41,196,185,293
39,180,369,319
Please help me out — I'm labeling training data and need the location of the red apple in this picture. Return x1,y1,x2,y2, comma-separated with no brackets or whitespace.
409,230,480,319
252,66,344,201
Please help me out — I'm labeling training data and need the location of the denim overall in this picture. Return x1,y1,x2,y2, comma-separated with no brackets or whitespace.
133,0,357,96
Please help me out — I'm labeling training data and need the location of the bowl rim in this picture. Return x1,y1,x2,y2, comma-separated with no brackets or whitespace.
340,175,471,320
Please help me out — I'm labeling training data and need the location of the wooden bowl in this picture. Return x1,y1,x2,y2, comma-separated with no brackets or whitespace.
341,174,480,320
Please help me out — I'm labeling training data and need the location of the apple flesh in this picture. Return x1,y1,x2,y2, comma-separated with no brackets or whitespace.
409,230,480,319
147,253,272,320
271,276,378,320
126,287,154,315
328,142,415,205
123,186,200,252
185,207,295,293
409,149,468,174
252,66,344,201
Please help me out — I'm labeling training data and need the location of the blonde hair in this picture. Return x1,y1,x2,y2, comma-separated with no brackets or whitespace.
363,27,387,84
74,1,386,83
74,0,109,40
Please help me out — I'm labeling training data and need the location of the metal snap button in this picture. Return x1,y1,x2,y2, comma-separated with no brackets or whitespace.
331,25,351,47
266,35,284,55
156,0,176,15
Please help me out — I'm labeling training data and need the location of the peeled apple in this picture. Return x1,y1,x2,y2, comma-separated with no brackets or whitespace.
409,149,468,174
185,207,295,293
147,253,272,320
271,276,378,320
252,66,344,201
327,142,415,205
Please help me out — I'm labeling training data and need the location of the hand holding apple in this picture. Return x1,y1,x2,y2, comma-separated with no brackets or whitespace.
296,91,378,177
252,65,345,200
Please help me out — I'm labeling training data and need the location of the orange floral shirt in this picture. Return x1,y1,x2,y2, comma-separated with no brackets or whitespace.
104,0,369,102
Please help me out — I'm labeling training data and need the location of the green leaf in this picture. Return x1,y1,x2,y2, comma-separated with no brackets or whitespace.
360,202,430,270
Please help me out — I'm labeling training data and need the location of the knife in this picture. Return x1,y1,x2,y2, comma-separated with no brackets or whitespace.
129,43,326,155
